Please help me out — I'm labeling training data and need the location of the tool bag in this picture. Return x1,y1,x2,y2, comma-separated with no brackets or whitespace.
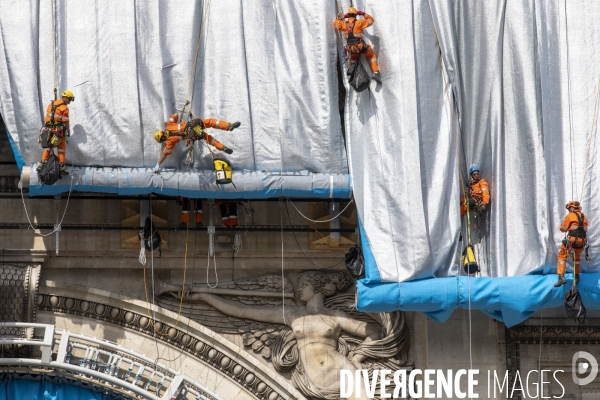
213,156,233,185
347,61,370,92
39,127,51,148
139,217,161,254
37,153,61,186
345,245,365,279
564,287,586,324
462,245,480,275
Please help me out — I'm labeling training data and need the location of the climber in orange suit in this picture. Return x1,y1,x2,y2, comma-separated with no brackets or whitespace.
333,7,381,83
153,114,240,172
36,90,75,175
461,165,490,217
555,201,589,287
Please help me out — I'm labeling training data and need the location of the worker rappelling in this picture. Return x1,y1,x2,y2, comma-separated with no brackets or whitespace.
555,201,591,287
36,90,75,176
333,7,381,85
461,164,490,244
153,114,240,173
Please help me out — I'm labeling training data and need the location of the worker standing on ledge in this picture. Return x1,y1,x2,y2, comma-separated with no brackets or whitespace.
555,201,590,287
153,114,240,173
36,90,75,175
333,6,381,83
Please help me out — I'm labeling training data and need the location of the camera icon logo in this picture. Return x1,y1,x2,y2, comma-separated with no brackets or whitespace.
572,351,599,385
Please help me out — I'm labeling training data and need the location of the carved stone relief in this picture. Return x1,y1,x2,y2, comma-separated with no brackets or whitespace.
36,293,291,400
0,264,41,358
157,271,412,400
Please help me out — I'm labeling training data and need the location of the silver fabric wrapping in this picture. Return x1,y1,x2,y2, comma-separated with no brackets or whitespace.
0,0,347,174
344,0,600,282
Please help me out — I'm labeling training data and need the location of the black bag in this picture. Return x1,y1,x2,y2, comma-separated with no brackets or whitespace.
347,61,370,92
37,153,61,186
345,245,365,279
564,287,586,324
140,217,161,253
39,127,51,148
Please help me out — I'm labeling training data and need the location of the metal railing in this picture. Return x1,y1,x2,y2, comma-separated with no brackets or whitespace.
0,322,223,400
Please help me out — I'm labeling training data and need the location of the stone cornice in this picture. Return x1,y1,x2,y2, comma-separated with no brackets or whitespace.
36,290,306,400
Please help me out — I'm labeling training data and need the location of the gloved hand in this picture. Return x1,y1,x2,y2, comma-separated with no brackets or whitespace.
222,146,234,155
357,10,365,15
478,204,486,212
153,164,160,174
228,121,241,131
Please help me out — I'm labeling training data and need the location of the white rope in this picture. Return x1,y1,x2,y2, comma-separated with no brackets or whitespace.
149,198,160,358
233,233,242,255
206,251,218,289
139,239,147,265
20,174,74,236
280,197,286,325
467,274,473,400
286,198,354,223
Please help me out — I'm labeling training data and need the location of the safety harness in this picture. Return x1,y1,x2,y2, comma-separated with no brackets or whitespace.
39,100,66,148
568,211,587,248
345,20,367,52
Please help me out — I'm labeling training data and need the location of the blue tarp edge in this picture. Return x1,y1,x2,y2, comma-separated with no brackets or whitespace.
357,273,600,327
6,128,26,172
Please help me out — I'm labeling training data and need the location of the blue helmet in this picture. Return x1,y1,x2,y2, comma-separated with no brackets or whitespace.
469,164,479,175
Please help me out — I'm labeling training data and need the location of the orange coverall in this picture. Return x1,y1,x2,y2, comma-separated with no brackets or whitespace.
333,14,380,73
557,210,588,275
41,99,69,163
460,179,490,216
218,200,238,228
162,118,229,157
180,197,203,224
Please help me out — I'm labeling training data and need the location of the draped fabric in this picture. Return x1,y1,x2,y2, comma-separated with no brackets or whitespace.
0,0,347,174
0,379,108,400
3,0,600,284
343,0,600,283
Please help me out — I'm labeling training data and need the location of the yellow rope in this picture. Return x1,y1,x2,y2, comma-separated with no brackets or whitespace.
579,76,600,203
143,217,190,336
183,0,212,111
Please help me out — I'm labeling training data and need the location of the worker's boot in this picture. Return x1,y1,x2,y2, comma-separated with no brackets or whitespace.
59,163,69,175
372,71,382,83
554,274,567,287
575,274,580,285
222,146,234,155
227,122,241,131
36,160,46,172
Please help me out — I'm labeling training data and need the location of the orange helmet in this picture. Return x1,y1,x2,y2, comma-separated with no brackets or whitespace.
168,113,178,123
566,200,581,210
347,6,357,15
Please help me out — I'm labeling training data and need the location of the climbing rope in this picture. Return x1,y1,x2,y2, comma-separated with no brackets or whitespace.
206,251,219,289
334,0,348,69
286,198,354,223
563,0,576,199
432,19,474,386
51,0,57,100
143,197,190,336
20,175,74,237
280,197,286,325
183,0,212,111
579,77,600,203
